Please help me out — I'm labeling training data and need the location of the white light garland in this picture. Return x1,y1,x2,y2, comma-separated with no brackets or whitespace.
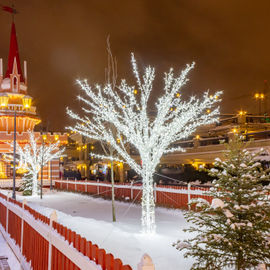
89,152,124,163
67,54,222,234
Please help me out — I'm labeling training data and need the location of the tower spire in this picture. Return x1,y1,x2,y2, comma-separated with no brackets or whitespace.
5,22,24,82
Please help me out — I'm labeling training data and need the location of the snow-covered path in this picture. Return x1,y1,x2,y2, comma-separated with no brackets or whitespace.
18,190,194,270
0,232,21,270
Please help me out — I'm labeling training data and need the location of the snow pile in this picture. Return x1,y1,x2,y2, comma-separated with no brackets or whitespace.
211,198,224,209
0,232,21,270
16,190,194,270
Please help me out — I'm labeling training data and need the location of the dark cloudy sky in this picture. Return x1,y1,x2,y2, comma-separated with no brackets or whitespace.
0,0,270,131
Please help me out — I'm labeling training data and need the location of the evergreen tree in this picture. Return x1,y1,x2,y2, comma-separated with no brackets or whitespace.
175,136,270,269
20,172,33,196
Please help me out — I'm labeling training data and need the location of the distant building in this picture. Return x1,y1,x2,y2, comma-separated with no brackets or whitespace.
65,112,270,183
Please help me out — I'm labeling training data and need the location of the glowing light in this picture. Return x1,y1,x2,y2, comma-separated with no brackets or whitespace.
255,93,265,99
134,89,138,94
54,135,59,141
0,93,9,107
238,111,246,116
195,135,200,139
22,95,32,109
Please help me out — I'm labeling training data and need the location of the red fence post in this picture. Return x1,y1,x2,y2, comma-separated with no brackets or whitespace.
48,210,58,270
105,253,114,270
114,258,123,270
97,249,106,270
187,183,191,210
20,199,27,253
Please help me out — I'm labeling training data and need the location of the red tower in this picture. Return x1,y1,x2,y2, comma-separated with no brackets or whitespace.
0,22,67,180
0,22,41,132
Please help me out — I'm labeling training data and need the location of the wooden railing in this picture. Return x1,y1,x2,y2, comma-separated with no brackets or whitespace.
0,192,133,270
55,180,213,209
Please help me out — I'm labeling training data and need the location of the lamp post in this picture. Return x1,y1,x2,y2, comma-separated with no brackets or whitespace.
40,133,45,199
254,93,265,115
12,110,16,199
50,160,53,191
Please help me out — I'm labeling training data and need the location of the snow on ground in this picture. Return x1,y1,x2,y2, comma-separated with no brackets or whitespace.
4,189,194,270
0,232,21,270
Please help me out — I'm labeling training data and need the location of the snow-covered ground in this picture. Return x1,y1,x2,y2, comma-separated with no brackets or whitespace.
0,232,21,270
5,189,194,270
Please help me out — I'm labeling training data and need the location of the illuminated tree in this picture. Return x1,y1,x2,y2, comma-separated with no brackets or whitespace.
67,54,221,233
15,130,65,196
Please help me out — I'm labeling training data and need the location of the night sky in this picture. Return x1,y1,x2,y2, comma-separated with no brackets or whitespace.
0,0,270,131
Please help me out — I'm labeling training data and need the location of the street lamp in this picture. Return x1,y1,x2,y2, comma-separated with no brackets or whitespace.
9,95,33,199
40,133,46,199
12,110,16,199
254,92,265,115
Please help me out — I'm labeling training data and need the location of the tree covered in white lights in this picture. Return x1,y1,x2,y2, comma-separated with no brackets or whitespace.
176,136,270,269
67,54,221,233
15,130,65,196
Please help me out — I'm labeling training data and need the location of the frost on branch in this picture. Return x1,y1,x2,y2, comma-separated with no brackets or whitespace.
11,130,65,196
67,53,221,233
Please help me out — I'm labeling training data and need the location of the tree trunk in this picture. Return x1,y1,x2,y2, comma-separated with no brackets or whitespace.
141,172,155,234
32,173,38,196
111,160,116,222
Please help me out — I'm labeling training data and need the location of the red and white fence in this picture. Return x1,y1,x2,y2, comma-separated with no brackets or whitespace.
55,180,213,209
0,192,134,270
0,179,53,188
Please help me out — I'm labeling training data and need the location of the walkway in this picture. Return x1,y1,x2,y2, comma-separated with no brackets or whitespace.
0,232,21,270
